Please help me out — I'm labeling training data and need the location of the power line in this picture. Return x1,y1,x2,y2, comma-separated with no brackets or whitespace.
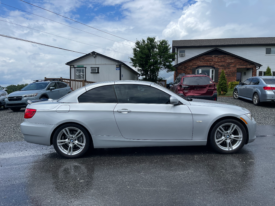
19,0,134,43
0,33,131,63
0,33,85,54
0,2,121,43
0,19,129,54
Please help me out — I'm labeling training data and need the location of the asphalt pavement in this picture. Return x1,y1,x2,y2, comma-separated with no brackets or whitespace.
1,124,275,206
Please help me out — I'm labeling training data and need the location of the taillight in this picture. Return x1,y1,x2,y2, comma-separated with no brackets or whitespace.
24,108,36,119
71,87,73,91
263,86,275,90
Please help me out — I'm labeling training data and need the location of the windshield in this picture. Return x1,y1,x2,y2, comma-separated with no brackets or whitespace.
21,82,49,91
262,79,275,84
183,77,212,85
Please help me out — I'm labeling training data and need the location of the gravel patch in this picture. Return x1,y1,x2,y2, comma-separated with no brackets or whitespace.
0,108,25,143
218,96,275,125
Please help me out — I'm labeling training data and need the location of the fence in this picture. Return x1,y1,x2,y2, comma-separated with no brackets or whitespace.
44,77,95,90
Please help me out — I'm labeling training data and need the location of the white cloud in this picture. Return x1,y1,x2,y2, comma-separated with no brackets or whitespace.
0,0,275,85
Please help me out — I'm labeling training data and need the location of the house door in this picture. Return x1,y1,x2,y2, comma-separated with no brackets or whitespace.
236,72,242,82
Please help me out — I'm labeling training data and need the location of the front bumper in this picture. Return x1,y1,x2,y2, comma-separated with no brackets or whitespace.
20,121,55,146
240,114,257,143
5,97,38,108
180,93,217,101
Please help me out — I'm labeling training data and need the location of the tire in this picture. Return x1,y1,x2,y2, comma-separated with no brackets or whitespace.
253,93,261,106
233,89,238,99
209,119,247,154
53,123,91,158
11,107,21,112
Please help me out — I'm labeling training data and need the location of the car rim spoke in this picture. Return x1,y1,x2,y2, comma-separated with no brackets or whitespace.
57,127,86,156
216,137,225,145
215,123,243,151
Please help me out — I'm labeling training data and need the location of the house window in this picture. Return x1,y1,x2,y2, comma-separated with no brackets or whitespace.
266,48,275,54
196,67,215,81
273,71,275,76
75,68,85,80
91,67,99,73
179,50,185,57
259,71,266,76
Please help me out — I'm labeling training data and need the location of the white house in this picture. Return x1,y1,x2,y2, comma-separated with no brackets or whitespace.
172,37,275,82
66,51,139,82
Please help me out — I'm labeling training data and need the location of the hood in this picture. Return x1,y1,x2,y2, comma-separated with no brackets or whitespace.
8,90,42,97
189,99,250,113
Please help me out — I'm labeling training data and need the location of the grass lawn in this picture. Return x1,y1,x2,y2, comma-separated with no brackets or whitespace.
218,88,234,97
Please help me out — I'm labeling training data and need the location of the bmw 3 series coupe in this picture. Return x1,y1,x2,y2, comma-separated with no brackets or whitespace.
21,81,256,158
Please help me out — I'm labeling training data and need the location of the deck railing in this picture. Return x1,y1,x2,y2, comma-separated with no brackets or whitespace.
44,77,95,90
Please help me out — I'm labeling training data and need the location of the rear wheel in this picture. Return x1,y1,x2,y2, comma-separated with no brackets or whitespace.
253,93,260,106
11,107,21,112
209,119,247,154
233,90,238,99
53,123,91,158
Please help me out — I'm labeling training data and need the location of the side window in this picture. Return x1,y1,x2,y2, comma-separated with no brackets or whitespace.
78,85,117,103
114,84,171,104
47,82,56,90
57,82,67,88
251,78,259,85
243,79,251,85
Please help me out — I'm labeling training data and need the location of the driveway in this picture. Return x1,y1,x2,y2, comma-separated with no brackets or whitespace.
1,103,275,205
218,96,275,125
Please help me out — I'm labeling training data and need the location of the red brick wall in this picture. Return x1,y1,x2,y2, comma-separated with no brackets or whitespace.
175,55,257,83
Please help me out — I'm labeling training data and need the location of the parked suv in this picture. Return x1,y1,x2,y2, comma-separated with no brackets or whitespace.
233,76,275,105
0,86,8,109
5,80,72,111
171,74,217,101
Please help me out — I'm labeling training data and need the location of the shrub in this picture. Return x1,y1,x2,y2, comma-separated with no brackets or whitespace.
6,84,28,94
217,70,228,95
265,66,272,76
228,81,239,89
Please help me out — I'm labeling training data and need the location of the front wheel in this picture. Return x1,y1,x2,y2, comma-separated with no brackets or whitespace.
53,124,91,158
233,90,238,99
209,119,247,154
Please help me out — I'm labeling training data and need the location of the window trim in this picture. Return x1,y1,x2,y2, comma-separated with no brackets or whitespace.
195,67,215,81
78,85,118,103
74,67,86,80
114,84,172,104
91,67,99,74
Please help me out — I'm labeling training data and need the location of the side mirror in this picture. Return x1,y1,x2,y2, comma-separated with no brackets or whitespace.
170,96,179,105
50,87,55,91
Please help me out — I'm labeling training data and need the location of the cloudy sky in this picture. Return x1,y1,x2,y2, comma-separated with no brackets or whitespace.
0,0,275,86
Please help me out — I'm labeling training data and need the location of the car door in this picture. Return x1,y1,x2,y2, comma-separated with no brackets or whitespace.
239,79,251,97
57,82,68,97
46,82,60,99
113,84,193,140
247,78,259,99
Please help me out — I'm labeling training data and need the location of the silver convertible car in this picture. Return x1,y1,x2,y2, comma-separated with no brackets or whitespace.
21,81,256,158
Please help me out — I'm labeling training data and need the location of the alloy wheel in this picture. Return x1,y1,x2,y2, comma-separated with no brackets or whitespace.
214,123,243,151
57,127,86,156
253,94,258,105
233,90,238,99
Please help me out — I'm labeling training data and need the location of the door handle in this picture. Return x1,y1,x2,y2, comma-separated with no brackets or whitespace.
117,109,131,114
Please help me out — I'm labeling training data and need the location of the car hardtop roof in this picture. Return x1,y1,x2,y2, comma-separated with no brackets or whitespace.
259,76,275,79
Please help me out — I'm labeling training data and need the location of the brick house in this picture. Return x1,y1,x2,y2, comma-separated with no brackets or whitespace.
172,37,275,82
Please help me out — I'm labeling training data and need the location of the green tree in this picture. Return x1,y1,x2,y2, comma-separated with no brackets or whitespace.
131,37,175,82
217,70,228,95
265,66,272,76
6,84,28,94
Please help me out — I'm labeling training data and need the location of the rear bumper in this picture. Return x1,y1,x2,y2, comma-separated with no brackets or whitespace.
20,121,54,146
180,93,217,101
261,91,275,102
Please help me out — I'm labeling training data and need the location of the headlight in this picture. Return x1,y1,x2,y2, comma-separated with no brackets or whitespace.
23,93,38,97
245,113,252,120
0,93,6,97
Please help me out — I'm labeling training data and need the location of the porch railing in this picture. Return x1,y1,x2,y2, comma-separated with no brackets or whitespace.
44,77,95,90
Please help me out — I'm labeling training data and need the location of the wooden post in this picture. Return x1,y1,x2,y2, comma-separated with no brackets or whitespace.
82,80,85,87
